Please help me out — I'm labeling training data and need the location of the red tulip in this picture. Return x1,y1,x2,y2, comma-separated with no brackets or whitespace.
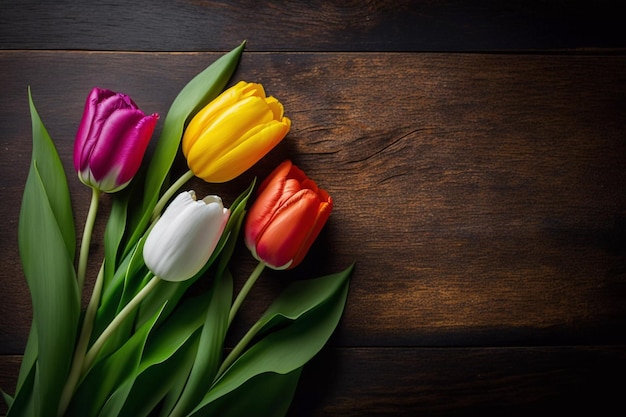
244,160,333,270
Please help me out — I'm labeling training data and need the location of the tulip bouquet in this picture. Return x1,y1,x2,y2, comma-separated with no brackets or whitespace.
2,42,353,417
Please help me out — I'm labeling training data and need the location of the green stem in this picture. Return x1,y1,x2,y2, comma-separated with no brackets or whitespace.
215,319,264,379
214,262,266,381
77,188,101,293
57,263,105,416
151,169,194,222
82,275,160,373
228,261,265,326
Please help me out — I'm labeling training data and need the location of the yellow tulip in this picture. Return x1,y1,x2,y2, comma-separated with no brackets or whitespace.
182,81,291,183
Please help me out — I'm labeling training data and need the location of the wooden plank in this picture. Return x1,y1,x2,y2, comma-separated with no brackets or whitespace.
0,0,625,52
2,346,626,416
2,51,625,355
290,346,626,416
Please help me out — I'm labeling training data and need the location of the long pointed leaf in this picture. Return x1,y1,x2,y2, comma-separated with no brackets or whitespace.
4,324,36,417
139,295,210,374
189,266,353,415
115,332,201,417
96,294,209,417
5,360,37,417
165,269,234,416
67,304,166,417
20,163,79,413
103,192,130,287
93,243,136,338
1,389,12,409
257,264,355,336
16,91,79,414
15,322,37,393
192,368,302,417
25,87,76,258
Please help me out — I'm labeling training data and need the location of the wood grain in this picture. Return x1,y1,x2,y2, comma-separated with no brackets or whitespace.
1,0,625,52
289,346,626,416
2,346,626,416
2,51,625,351
1,25,626,417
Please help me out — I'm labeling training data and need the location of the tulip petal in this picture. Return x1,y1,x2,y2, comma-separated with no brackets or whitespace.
265,96,285,120
186,96,275,164
290,196,333,268
74,88,115,172
143,191,230,282
195,118,291,183
256,160,293,195
254,190,321,269
79,94,137,172
244,160,292,250
86,109,146,183
215,99,280,152
182,82,264,157
114,113,158,186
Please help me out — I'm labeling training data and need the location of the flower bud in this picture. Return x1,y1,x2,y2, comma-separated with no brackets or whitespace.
182,81,291,183
73,87,158,192
244,160,333,270
143,191,230,282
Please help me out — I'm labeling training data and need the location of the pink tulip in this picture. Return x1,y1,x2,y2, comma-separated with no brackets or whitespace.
73,87,158,192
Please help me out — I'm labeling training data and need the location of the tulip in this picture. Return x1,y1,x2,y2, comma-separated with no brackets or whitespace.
244,160,333,270
181,81,291,183
143,191,230,282
73,87,158,193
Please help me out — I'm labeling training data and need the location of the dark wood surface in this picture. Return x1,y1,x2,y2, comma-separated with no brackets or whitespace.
2,1,626,416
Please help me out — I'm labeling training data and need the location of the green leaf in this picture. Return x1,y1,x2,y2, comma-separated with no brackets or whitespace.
1,388,13,409
15,322,37,393
67,303,166,417
139,295,209,374
189,265,353,416
4,323,37,417
199,178,255,280
91,241,151,361
93,243,135,338
115,333,200,417
96,294,209,417
5,360,37,417
118,238,151,311
257,264,355,335
24,87,76,258
216,179,255,276
123,41,246,257
191,368,303,417
158,336,201,417
220,264,354,376
103,192,130,288
165,269,234,417
16,90,80,414
96,375,135,417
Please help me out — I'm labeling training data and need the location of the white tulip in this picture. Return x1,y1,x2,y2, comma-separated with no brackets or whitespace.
143,190,230,282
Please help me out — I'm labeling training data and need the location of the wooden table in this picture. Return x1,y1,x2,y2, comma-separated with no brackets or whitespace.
2,1,626,415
